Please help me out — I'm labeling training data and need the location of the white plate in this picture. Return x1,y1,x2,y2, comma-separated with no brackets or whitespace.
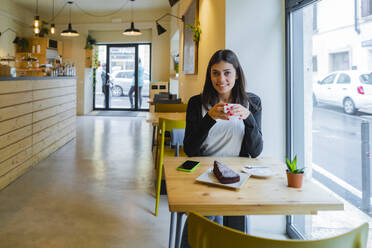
196,168,250,190
241,167,274,178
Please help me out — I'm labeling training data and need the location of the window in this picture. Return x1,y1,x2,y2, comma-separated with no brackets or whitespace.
362,0,372,17
320,73,336,84
329,51,350,72
313,3,318,31
336,73,351,84
360,73,372,84
286,0,371,243
312,56,318,72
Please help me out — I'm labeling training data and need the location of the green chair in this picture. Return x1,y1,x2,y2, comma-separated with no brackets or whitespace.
188,212,368,248
155,118,186,216
155,103,187,113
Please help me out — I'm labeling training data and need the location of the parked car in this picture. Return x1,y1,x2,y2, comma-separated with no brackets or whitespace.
110,70,150,97
313,71,372,114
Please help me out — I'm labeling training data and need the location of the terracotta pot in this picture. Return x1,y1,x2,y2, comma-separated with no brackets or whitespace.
286,170,304,188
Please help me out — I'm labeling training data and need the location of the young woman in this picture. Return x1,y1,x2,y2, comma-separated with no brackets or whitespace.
181,49,263,248
183,49,263,158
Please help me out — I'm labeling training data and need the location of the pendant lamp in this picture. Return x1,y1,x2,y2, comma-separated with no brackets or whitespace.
33,0,40,34
61,1,79,37
123,0,142,36
50,0,56,34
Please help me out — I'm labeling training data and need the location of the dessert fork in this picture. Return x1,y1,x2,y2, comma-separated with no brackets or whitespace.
244,165,268,169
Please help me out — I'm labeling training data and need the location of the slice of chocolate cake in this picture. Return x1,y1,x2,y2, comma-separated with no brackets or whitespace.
213,160,240,184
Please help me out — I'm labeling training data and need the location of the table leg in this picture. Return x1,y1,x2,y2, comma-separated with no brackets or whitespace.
169,212,175,248
152,125,156,151
245,215,251,234
175,212,184,248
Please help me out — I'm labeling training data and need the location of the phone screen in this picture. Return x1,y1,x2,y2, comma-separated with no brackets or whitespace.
178,160,200,171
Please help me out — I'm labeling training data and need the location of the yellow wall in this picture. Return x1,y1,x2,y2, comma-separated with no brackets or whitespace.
176,0,225,102
90,29,152,43
0,0,33,57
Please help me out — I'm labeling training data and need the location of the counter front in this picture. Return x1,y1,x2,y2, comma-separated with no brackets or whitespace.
0,77,76,190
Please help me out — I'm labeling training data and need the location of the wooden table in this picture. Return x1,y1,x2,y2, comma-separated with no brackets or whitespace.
146,112,186,125
164,157,344,248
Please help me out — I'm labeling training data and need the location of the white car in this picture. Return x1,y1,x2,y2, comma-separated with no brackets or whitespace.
110,70,149,97
313,71,372,114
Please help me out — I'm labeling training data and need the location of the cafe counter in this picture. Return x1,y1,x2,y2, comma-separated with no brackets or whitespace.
0,77,76,190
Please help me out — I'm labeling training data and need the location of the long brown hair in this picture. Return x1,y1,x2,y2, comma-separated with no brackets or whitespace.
201,49,258,111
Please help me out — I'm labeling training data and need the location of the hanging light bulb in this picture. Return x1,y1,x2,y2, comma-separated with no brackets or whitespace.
50,24,56,34
34,26,40,34
123,0,142,36
61,1,80,37
34,16,40,28
33,0,40,33
50,0,56,35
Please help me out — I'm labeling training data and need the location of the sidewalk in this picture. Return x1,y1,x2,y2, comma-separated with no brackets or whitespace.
311,179,372,247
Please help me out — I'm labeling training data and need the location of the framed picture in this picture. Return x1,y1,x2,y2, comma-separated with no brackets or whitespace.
183,0,198,75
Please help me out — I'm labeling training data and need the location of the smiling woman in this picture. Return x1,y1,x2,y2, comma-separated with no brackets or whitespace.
181,49,263,247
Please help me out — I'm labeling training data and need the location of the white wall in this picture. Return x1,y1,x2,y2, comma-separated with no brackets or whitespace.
226,0,286,234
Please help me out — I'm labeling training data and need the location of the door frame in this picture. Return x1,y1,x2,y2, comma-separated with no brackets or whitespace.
93,42,152,111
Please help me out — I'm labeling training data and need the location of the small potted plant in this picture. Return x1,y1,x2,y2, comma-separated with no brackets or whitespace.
286,156,304,188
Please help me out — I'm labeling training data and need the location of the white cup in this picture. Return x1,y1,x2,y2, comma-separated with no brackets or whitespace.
223,103,239,120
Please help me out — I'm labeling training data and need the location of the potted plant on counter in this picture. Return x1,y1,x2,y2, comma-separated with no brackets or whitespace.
286,156,304,188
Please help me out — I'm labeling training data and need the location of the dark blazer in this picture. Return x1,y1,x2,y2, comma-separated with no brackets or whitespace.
183,93,263,158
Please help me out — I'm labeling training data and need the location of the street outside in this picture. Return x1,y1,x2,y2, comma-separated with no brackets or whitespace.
94,92,149,110
312,103,372,213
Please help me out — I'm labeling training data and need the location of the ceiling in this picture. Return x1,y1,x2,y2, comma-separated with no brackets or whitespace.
12,0,170,16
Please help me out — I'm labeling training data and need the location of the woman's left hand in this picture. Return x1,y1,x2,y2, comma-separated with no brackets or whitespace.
230,104,251,120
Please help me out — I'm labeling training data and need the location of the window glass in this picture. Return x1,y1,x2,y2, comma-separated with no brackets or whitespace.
360,74,372,84
336,73,351,84
329,51,349,71
288,0,372,243
321,74,336,84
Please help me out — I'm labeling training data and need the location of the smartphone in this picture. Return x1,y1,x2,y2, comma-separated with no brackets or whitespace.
177,160,200,172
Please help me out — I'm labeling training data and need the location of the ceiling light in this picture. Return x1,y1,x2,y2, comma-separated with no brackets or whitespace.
123,22,142,36
61,1,79,37
123,0,142,36
50,0,56,35
156,22,167,36
50,24,56,34
155,13,184,36
33,0,40,34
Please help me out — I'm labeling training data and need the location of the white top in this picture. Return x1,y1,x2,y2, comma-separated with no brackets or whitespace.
201,106,245,156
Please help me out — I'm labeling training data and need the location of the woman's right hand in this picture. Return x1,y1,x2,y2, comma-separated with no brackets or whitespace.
208,103,229,120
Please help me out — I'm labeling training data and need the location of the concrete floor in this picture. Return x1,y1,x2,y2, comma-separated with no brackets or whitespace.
3,114,365,247
0,115,171,248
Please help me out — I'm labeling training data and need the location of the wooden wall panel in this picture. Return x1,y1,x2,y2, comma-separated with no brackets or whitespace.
0,147,33,177
32,79,75,90
0,78,77,191
0,125,32,150
0,92,33,108
33,86,76,101
0,103,33,122
0,114,32,136
32,94,76,112
0,159,33,190
0,81,32,94
0,137,32,164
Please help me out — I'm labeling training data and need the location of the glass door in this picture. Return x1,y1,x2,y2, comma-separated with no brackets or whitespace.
94,43,151,110
108,45,136,109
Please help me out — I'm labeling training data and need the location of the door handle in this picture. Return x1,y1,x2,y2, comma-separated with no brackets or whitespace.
327,87,331,90
342,88,347,90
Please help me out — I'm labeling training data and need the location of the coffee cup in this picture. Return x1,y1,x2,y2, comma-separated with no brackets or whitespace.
223,104,239,120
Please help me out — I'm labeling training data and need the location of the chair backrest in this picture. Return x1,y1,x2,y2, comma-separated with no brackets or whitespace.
188,212,369,248
155,103,187,112
158,118,186,133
